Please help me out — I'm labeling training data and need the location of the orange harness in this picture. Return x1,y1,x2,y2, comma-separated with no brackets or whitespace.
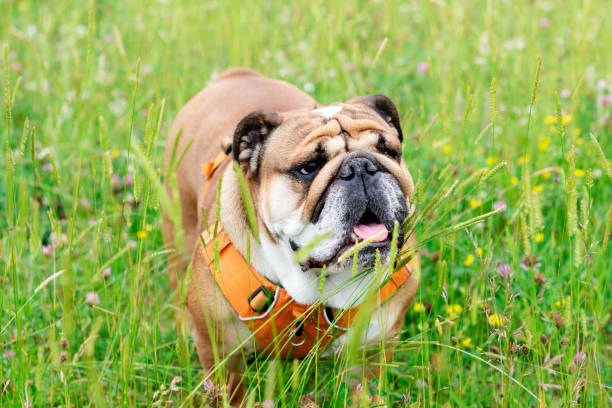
200,141,415,359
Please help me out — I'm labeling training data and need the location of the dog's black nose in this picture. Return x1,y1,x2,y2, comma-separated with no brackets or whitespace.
337,153,379,181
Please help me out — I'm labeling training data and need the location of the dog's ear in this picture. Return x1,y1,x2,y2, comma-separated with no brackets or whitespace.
232,110,282,176
347,94,403,142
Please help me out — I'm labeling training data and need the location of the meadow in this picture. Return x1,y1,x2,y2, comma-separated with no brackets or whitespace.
1,0,611,406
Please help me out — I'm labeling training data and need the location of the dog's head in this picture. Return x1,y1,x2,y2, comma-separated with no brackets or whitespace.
233,94,413,274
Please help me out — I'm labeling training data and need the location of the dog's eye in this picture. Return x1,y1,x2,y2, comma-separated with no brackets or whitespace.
376,134,401,162
299,160,322,176
383,148,401,162
291,159,325,180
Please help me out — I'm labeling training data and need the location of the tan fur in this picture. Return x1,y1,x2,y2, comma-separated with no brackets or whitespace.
162,68,418,405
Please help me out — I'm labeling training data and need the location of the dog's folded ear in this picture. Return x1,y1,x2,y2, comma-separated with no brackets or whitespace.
232,110,282,176
347,94,403,142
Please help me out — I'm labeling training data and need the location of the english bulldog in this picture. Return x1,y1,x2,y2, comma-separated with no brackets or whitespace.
162,68,418,405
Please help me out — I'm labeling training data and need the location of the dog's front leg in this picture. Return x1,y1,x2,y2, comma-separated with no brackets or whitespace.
187,246,249,406
191,323,246,406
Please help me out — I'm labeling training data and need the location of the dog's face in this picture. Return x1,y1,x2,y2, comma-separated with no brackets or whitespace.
233,95,413,274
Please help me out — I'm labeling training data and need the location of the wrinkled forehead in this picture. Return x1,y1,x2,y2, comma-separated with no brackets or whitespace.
264,103,399,162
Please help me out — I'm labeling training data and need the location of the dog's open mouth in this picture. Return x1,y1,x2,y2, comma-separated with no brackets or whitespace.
300,208,391,271
351,208,389,243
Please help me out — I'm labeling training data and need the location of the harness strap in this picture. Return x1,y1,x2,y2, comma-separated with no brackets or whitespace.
201,227,415,358
200,135,233,202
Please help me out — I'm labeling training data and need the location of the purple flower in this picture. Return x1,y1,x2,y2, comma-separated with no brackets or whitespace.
42,245,53,257
599,94,612,108
51,233,68,248
539,17,550,28
124,173,134,188
85,291,100,306
3,349,15,359
203,379,224,405
356,383,362,392
416,61,429,74
102,267,111,279
497,264,512,280
493,200,507,212
596,79,608,90
573,351,585,365
560,88,571,99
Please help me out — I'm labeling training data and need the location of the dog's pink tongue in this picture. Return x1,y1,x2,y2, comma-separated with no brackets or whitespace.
353,223,388,242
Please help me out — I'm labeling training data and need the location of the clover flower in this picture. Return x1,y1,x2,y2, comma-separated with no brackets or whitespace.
573,351,585,365
416,61,429,74
493,200,507,211
85,291,100,306
496,264,512,280
520,254,541,271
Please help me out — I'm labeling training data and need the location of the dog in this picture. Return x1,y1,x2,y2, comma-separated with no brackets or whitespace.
162,68,418,404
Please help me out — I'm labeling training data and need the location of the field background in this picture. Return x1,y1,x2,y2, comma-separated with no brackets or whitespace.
1,0,611,406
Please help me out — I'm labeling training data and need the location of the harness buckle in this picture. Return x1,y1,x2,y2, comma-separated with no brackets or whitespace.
221,135,233,154
248,285,274,313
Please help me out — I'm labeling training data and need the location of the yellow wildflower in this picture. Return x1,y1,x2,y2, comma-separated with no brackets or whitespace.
486,156,497,166
511,177,519,185
443,144,452,154
575,169,585,178
475,248,483,257
555,298,566,308
518,155,530,165
470,199,482,208
532,185,544,194
541,171,551,179
444,304,463,319
111,149,120,158
461,337,472,347
562,114,572,125
413,302,424,312
535,233,544,243
538,136,552,151
464,254,475,266
544,114,571,125
136,230,148,239
488,313,504,327
573,128,581,136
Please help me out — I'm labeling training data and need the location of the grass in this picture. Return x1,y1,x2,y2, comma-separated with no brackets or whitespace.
1,0,611,406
